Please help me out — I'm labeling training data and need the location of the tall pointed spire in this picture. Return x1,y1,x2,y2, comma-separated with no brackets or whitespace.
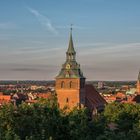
66,25,76,60
56,26,85,79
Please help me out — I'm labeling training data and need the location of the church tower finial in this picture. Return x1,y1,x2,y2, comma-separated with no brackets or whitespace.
70,24,73,33
66,24,76,61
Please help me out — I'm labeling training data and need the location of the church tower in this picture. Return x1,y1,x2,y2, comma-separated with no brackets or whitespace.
136,71,140,93
55,28,86,109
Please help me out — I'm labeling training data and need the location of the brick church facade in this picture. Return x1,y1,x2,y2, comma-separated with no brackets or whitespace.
55,29,106,111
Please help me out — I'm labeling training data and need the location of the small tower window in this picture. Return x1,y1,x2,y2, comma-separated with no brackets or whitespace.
70,81,72,88
61,81,65,88
66,98,69,103
71,54,73,60
65,72,70,78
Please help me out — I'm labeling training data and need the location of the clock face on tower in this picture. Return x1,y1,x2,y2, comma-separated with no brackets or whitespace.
66,64,70,70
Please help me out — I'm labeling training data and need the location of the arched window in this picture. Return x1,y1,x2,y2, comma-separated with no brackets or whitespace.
70,81,72,88
61,81,65,88
66,98,69,103
65,72,70,78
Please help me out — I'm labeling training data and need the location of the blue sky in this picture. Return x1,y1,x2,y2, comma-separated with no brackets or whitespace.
0,0,140,80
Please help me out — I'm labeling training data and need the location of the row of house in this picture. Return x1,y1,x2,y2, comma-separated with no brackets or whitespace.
0,29,139,114
102,71,140,104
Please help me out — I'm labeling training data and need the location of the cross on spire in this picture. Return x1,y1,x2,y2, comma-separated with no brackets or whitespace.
70,24,73,32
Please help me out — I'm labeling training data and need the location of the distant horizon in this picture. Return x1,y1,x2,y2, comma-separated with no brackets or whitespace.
0,79,137,82
0,0,140,81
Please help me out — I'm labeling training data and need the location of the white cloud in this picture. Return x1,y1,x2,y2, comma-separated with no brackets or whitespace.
75,42,140,80
77,42,140,56
0,40,139,80
27,7,58,35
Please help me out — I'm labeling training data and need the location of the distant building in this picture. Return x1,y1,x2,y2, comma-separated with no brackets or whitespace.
0,93,11,106
136,71,140,94
132,71,140,103
102,71,140,104
55,28,106,112
98,81,104,89
126,88,136,95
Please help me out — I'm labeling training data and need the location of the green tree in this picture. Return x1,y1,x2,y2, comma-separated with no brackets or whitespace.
103,103,140,139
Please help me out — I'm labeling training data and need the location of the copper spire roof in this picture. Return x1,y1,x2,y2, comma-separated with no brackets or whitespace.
56,28,85,79
66,27,76,55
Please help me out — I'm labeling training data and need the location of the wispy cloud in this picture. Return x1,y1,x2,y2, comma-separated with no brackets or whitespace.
0,40,139,80
27,7,58,35
0,64,58,80
76,42,140,80
11,68,40,72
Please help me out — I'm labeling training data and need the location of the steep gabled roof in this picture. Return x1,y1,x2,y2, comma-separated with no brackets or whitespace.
85,84,107,111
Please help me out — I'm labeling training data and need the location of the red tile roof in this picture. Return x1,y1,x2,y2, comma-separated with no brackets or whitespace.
0,92,3,95
116,92,126,98
0,95,11,101
37,93,51,98
0,95,11,105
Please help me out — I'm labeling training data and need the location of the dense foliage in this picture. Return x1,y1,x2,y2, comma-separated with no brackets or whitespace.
1,98,140,140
